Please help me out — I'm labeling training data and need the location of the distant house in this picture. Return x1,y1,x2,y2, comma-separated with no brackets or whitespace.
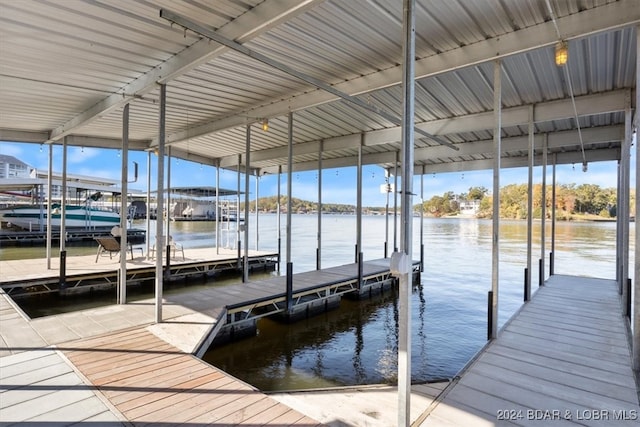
0,154,31,179
459,199,481,217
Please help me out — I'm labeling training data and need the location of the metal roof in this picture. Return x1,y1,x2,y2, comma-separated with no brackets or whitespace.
0,0,637,175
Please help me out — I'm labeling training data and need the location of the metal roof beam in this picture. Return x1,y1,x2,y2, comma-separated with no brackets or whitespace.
159,9,458,151
0,130,150,150
46,0,322,143
257,126,622,174
420,148,620,174
218,91,627,167
163,0,639,144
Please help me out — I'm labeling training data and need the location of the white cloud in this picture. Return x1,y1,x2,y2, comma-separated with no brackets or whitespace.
68,147,101,164
0,142,24,158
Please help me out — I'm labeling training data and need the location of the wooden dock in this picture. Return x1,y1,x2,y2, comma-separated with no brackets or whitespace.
0,256,411,425
416,275,640,426
1,327,322,425
3,261,637,425
0,247,278,296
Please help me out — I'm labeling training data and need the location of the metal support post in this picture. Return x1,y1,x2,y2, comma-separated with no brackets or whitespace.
633,24,640,371
215,161,220,254
244,125,250,283
59,137,68,292
526,106,534,301
541,134,547,284
317,141,323,270
145,151,151,258
119,103,129,304
550,155,556,275
154,83,166,323
46,144,53,269
397,1,415,424
490,60,502,340
277,165,282,271
356,135,363,264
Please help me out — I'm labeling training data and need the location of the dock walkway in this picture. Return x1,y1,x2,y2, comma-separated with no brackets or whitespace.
0,247,279,296
0,254,406,425
417,275,640,426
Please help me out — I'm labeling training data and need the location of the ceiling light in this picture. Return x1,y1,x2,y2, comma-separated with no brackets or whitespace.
555,41,568,66
261,118,269,132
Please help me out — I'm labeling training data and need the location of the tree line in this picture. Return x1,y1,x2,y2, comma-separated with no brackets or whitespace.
244,184,626,220
422,184,626,219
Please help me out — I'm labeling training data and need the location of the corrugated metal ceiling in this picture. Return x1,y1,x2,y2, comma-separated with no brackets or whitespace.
0,0,637,175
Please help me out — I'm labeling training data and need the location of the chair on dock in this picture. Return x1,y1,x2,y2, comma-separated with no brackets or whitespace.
150,235,185,261
95,236,142,262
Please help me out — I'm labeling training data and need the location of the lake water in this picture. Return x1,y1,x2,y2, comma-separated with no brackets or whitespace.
2,214,625,391
201,214,623,391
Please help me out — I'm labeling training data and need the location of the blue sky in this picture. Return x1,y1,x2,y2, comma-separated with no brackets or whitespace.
0,140,629,207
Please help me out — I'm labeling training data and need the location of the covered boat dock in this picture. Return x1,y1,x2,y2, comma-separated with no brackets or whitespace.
0,1,639,425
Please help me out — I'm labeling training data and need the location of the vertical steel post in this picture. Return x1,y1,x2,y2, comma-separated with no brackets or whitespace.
286,112,294,314
119,103,129,304
255,172,259,251
385,168,390,258
244,125,250,283
317,141,323,270
550,154,556,275
145,151,151,259
398,1,415,424
155,83,166,323
420,165,424,273
621,92,631,317
633,24,640,371
277,165,282,271
165,146,171,275
541,134,547,285
394,151,399,252
526,106,534,301
46,144,53,269
215,160,220,254
490,60,501,340
617,161,622,288
59,137,68,291
356,134,363,265
237,154,241,269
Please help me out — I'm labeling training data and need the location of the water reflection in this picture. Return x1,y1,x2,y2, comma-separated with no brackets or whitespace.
3,215,624,391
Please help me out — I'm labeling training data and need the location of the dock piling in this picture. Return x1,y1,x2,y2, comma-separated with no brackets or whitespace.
487,290,494,341
59,250,67,292
627,278,632,321
524,267,529,302
539,258,543,287
286,262,293,314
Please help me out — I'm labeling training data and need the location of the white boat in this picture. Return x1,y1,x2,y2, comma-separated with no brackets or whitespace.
0,204,120,230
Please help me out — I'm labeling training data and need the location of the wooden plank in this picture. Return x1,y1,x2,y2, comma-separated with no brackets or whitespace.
115,369,226,413
127,376,247,423
422,276,639,426
515,311,628,338
496,334,632,376
505,320,630,353
446,382,578,427
498,330,631,365
487,344,636,389
476,352,637,403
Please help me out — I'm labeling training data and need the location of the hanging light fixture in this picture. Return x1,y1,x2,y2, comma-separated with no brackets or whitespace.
261,118,269,132
555,41,568,66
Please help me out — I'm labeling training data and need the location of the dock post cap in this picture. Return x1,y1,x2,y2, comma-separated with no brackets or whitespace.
390,251,409,277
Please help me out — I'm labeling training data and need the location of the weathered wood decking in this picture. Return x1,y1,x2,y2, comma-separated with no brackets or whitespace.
2,267,638,425
1,327,322,425
0,247,278,296
417,275,640,426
